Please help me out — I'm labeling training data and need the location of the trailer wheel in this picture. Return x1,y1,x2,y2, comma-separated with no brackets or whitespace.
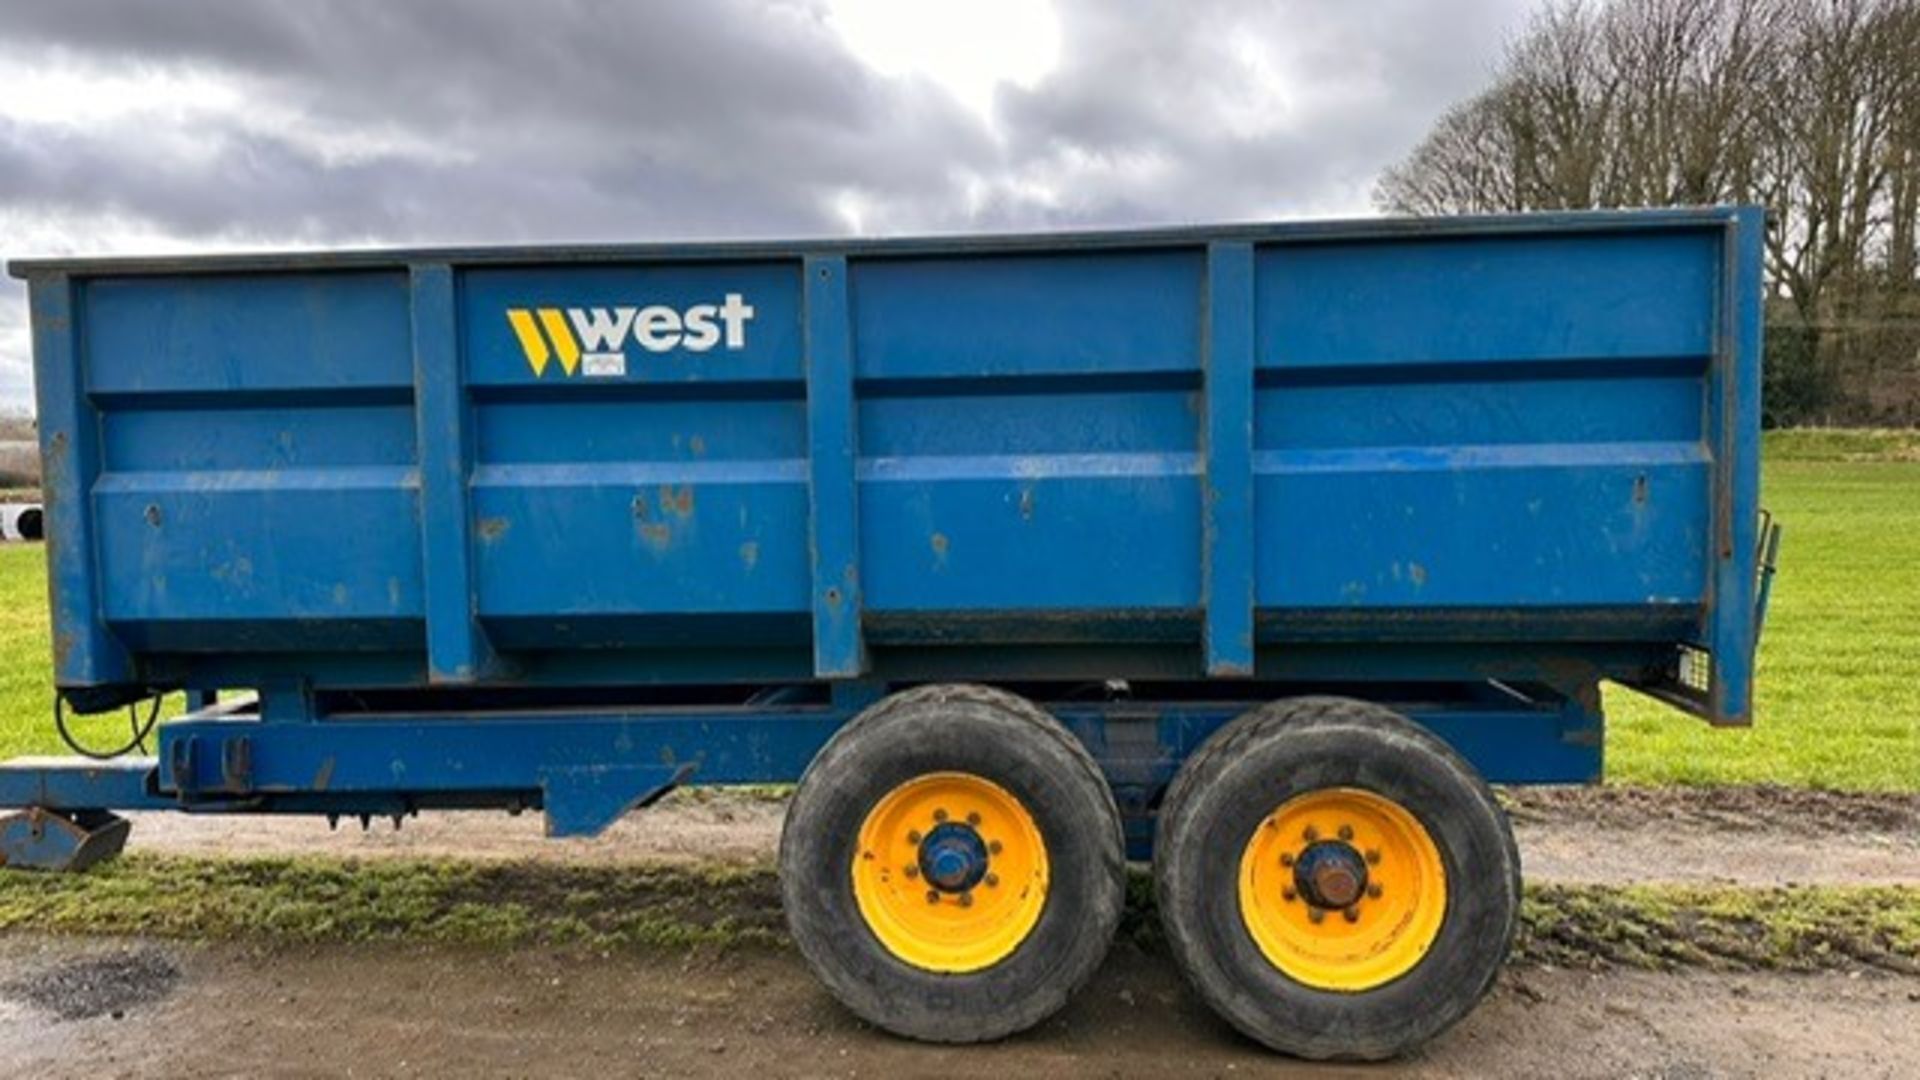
780,684,1124,1043
1155,696,1519,1060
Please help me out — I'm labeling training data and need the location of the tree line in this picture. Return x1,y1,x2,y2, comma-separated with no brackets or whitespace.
1376,0,1920,425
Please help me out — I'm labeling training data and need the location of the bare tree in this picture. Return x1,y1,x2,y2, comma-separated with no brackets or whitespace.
1600,0,1777,206
1375,89,1527,215
1754,0,1911,324
1872,0,1920,284
1376,0,1781,215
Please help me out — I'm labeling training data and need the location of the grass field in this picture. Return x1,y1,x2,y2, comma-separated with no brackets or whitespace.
0,855,1915,972
0,431,1914,790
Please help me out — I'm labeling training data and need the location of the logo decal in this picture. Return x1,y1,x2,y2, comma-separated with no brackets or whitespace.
505,294,755,378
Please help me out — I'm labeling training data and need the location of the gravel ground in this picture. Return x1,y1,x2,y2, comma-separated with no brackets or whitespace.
107,783,1920,886
3,783,1916,1075
0,935,1915,1079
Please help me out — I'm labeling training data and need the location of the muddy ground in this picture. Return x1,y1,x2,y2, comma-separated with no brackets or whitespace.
0,935,1915,1079
1,785,1916,1077
116,783,1920,887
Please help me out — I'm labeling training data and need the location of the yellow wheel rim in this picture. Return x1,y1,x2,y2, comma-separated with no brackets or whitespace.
851,772,1049,973
1238,787,1447,992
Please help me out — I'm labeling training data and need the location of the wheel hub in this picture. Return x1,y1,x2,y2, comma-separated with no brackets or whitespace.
1238,786,1448,991
851,771,1050,973
1293,841,1368,909
917,821,990,892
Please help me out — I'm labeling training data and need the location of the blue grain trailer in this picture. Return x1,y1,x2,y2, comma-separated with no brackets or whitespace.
0,208,1774,1059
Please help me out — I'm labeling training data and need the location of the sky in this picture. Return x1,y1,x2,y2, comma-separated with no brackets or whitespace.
0,0,1534,411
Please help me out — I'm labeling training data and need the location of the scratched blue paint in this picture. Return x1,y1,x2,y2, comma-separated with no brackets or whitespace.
2,209,1768,839
804,255,866,676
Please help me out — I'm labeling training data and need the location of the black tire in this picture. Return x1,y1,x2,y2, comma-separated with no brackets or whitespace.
1155,696,1520,1060
779,683,1126,1043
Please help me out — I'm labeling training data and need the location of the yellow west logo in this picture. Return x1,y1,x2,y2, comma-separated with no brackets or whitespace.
506,296,753,378
505,308,581,378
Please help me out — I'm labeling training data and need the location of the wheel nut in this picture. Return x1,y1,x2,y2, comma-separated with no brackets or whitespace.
1280,852,1295,867
1337,824,1354,841
907,830,922,844
926,890,940,904
1308,908,1325,924
985,873,999,888
1343,906,1359,923
1303,825,1319,843
905,865,919,879
958,892,973,908
1367,883,1382,899
966,811,981,826
1365,848,1381,865
1282,887,1297,902
933,808,949,823
988,840,1003,855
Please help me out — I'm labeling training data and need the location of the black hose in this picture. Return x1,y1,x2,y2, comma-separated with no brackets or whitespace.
54,693,163,760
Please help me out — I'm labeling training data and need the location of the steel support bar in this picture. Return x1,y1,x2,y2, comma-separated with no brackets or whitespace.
31,274,132,687
0,687,1598,863
1201,241,1256,676
803,255,866,678
412,263,496,682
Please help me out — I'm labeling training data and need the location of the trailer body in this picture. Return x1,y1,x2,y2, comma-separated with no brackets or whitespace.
1,209,1767,856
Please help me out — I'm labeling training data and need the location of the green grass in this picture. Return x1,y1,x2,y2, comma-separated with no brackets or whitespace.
0,855,785,950
0,548,52,761
1605,451,1920,791
0,434,1915,789
1517,882,1920,973
1761,427,1920,462
2,855,1914,973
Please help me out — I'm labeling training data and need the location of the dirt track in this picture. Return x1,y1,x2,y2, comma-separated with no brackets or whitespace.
2,785,1917,1076
1,935,1916,1079
115,784,1920,886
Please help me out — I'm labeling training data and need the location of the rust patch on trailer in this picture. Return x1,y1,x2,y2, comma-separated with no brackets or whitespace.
632,492,675,549
929,532,949,564
477,517,510,542
1018,487,1036,521
739,541,760,570
688,435,707,457
312,757,335,792
659,485,695,518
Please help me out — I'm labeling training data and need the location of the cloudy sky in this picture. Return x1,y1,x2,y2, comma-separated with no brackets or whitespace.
0,0,1533,410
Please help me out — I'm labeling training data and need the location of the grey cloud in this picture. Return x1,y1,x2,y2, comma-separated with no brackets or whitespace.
0,0,1531,408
